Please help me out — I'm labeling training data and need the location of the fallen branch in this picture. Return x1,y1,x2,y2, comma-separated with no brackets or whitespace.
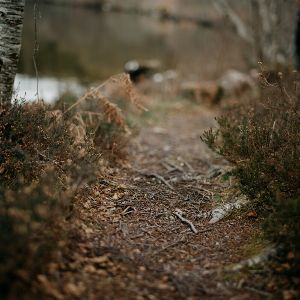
227,246,276,272
208,196,249,224
174,208,198,234
136,169,174,190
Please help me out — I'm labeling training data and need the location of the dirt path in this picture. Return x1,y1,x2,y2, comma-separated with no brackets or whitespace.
55,106,263,300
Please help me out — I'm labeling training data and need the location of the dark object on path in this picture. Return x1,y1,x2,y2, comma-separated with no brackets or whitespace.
124,60,161,83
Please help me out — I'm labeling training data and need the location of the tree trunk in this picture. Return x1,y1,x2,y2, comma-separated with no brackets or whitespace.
215,0,298,69
0,0,25,105
251,0,298,68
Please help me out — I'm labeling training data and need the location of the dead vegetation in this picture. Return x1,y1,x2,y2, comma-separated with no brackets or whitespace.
62,73,146,162
0,73,143,298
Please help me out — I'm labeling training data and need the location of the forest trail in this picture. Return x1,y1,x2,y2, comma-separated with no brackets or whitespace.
57,105,263,300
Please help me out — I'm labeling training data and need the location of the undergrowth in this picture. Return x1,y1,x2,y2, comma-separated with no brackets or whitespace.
202,71,300,280
0,100,99,299
0,73,141,298
62,73,145,162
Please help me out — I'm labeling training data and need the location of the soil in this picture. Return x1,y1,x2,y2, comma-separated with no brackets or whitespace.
45,104,266,299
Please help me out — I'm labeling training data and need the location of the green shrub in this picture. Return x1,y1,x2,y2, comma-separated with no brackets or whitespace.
1,101,77,185
202,71,300,274
202,72,300,205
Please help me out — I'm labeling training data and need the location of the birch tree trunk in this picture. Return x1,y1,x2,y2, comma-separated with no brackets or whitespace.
0,0,25,105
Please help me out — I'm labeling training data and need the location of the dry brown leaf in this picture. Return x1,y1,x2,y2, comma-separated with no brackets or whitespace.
64,282,85,298
247,210,257,218
90,255,109,265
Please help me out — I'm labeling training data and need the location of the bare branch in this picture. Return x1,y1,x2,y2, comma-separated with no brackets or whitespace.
174,208,198,234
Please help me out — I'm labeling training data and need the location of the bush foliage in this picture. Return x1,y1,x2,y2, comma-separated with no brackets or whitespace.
202,72,299,204
0,74,140,298
0,100,100,298
202,71,300,270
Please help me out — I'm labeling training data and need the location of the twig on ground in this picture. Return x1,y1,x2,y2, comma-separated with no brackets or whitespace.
122,206,136,215
161,161,176,172
165,160,185,173
151,238,186,257
130,233,145,239
179,157,195,173
197,186,214,196
151,173,174,190
174,209,198,234
136,169,174,190
243,286,272,297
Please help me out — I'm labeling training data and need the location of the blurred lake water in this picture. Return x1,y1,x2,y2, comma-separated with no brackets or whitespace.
15,0,250,102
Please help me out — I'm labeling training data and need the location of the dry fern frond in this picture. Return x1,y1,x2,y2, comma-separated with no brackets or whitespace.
57,73,145,162
69,112,87,144
111,73,147,111
95,92,130,133
63,73,147,116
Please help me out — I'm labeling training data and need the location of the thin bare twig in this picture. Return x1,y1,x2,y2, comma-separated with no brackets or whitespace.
136,169,174,190
62,73,127,115
151,173,174,190
179,158,195,173
174,209,198,234
151,238,186,257
161,161,176,172
165,160,184,173
122,206,136,216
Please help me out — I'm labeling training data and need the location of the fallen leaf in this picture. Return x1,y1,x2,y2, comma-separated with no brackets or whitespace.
90,255,109,265
247,210,257,218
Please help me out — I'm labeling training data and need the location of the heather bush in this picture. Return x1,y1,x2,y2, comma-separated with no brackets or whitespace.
0,100,98,298
202,71,300,204
0,172,67,298
202,71,300,270
0,74,140,297
264,197,300,275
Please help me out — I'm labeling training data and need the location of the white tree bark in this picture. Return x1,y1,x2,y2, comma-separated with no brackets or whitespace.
0,0,25,105
215,0,298,68
252,0,298,67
